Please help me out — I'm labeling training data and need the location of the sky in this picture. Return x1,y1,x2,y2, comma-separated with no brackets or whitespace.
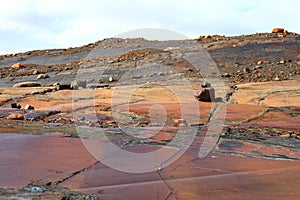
0,0,299,54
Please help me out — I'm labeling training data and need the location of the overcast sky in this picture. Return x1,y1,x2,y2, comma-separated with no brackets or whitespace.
0,0,299,54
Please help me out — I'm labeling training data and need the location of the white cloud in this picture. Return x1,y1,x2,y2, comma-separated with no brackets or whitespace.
0,0,299,54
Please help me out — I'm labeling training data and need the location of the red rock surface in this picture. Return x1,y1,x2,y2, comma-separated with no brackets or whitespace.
61,142,300,199
245,110,300,131
0,133,96,188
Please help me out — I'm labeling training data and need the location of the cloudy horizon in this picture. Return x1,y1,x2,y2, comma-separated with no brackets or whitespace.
0,0,299,54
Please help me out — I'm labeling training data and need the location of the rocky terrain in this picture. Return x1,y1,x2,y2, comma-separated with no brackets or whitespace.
0,29,300,199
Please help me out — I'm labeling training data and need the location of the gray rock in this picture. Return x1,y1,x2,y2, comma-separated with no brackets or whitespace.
71,80,87,90
87,83,109,89
24,110,60,120
23,185,46,193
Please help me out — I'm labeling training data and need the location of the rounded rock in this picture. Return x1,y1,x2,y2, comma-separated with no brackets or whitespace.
25,104,35,110
11,63,24,70
108,77,114,82
36,74,49,80
272,28,285,33
13,82,41,88
7,113,24,120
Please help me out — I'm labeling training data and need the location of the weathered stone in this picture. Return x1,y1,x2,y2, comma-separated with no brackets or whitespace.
11,63,24,70
31,91,40,95
24,110,60,120
53,82,60,87
71,80,87,90
13,82,41,88
201,82,211,88
108,77,114,82
87,83,109,89
24,104,34,110
7,113,24,120
11,103,21,109
255,65,262,69
243,67,250,73
279,60,285,64
32,70,39,75
53,83,71,90
272,28,285,33
284,30,289,34
173,119,186,127
36,74,49,80
194,87,215,102
222,73,231,77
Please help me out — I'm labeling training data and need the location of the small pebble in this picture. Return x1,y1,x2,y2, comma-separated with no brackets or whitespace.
279,60,285,64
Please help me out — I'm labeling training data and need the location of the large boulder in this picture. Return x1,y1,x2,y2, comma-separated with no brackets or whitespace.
272,28,285,33
194,87,215,102
11,63,24,70
13,82,41,88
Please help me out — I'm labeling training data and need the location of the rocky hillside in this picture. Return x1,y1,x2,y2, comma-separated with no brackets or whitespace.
0,31,299,87
0,29,300,199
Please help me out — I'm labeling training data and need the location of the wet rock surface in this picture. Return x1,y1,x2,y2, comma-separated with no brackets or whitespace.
0,32,300,199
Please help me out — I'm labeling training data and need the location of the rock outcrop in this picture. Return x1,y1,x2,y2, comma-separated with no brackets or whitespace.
13,82,41,88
